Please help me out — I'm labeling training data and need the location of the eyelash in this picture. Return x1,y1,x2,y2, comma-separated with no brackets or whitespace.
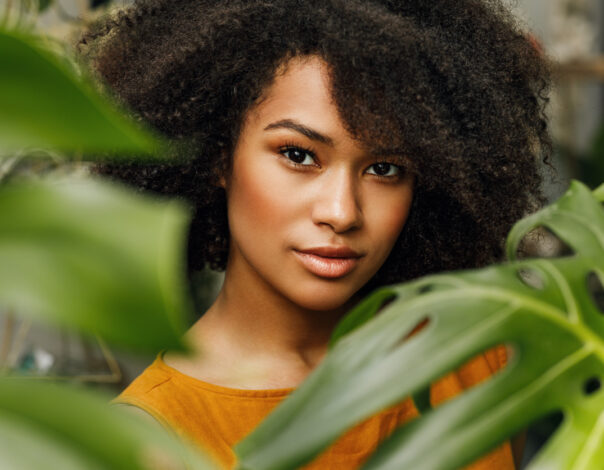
279,143,318,168
366,161,404,180
278,143,404,180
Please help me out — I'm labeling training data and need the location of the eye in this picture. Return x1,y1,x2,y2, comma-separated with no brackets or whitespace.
280,146,316,166
366,162,400,177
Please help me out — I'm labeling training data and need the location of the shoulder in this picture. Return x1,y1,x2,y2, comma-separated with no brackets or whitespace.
112,356,178,427
116,358,171,394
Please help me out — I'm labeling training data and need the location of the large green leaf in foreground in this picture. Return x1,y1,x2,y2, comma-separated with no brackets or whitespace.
235,180,604,470
0,379,216,470
0,177,191,353
0,29,163,156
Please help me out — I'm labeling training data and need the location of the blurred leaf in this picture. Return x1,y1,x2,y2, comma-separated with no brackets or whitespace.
38,0,53,12
0,176,191,354
235,180,604,470
0,29,164,157
0,378,216,470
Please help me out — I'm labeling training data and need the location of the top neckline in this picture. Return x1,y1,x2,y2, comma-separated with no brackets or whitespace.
154,353,296,398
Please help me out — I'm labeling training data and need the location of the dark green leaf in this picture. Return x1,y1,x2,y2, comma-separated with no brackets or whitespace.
328,289,395,348
0,177,191,353
0,30,164,157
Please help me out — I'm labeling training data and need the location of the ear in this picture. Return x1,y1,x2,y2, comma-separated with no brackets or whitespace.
216,164,229,190
216,149,230,190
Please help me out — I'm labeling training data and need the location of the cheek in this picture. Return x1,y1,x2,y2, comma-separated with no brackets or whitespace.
227,155,297,244
366,188,413,250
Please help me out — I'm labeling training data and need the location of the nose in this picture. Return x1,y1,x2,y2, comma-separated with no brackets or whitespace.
311,169,362,233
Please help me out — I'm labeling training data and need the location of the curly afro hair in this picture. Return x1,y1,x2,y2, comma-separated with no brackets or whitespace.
76,0,551,288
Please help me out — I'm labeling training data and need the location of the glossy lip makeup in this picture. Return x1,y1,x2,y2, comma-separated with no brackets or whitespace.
293,246,363,279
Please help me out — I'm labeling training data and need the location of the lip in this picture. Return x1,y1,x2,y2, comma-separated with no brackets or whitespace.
293,246,363,279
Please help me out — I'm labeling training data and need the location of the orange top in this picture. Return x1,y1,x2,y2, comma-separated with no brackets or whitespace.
115,346,514,469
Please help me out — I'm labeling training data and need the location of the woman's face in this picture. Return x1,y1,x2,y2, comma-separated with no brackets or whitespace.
224,56,414,311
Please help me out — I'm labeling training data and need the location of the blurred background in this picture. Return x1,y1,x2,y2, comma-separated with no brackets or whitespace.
515,0,604,199
0,0,225,391
0,0,602,466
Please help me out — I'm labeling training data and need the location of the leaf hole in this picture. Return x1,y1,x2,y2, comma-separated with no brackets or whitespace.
402,317,431,341
583,376,601,395
520,411,564,468
390,317,431,352
417,284,434,295
586,271,604,314
517,267,546,290
516,226,574,259
378,295,396,313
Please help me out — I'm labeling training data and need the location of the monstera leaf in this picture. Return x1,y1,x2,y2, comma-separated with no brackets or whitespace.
0,378,216,470
235,180,604,470
0,29,163,156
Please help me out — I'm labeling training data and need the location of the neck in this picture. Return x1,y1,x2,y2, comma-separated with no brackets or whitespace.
192,257,354,369
167,244,360,389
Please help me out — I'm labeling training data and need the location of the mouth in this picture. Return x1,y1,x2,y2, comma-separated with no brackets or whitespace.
293,246,363,279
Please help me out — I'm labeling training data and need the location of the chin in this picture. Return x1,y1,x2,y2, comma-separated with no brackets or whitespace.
289,282,362,312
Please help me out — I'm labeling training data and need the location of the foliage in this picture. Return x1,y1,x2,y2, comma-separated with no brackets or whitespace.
0,28,213,470
0,177,191,354
0,378,215,469
0,29,163,156
235,180,604,470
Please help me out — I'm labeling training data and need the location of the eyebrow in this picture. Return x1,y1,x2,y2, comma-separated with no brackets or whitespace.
264,119,334,146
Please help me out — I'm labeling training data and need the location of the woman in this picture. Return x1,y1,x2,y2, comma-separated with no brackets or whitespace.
78,0,550,468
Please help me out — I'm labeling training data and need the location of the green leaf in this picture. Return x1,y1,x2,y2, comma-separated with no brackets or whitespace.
0,29,164,157
0,176,191,353
0,378,216,470
38,0,53,12
593,182,604,203
235,180,604,470
328,288,395,348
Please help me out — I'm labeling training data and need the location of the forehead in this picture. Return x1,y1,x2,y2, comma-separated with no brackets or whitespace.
243,56,349,140
241,55,410,161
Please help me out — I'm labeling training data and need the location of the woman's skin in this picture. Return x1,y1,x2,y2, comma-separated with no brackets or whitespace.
165,56,414,390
